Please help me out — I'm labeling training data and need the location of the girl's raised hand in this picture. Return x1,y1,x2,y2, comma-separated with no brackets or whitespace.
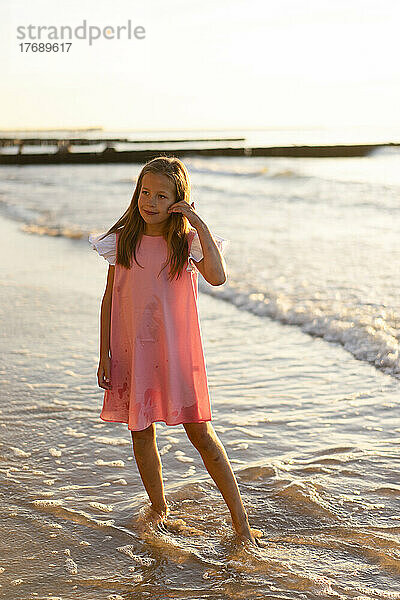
97,356,112,390
167,201,201,228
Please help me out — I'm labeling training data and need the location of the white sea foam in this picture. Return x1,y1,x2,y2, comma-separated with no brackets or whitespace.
49,447,62,457
181,466,196,478
95,435,130,445
32,499,64,507
64,427,87,438
9,446,31,457
89,502,114,512
95,459,125,467
174,450,194,463
116,545,155,565
160,443,172,455
65,557,78,574
164,435,180,443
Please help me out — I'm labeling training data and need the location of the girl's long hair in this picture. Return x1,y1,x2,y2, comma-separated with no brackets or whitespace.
99,155,193,281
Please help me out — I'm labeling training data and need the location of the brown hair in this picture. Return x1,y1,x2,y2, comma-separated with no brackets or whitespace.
99,155,193,281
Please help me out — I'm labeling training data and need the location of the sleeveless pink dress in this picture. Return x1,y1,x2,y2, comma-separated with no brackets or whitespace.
100,229,212,431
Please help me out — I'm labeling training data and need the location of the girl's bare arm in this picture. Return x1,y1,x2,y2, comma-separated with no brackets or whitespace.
100,265,115,359
192,219,227,286
97,265,115,390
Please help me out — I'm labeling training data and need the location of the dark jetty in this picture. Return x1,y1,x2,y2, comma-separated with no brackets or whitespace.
0,136,398,164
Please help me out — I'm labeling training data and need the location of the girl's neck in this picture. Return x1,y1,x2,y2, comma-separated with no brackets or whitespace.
143,225,166,237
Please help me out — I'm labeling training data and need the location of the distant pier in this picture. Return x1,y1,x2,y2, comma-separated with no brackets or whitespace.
0,135,398,164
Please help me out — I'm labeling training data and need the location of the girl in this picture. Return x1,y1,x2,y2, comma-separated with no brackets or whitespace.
89,156,262,547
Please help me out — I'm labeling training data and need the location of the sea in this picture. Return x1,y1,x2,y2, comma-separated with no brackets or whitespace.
1,126,400,599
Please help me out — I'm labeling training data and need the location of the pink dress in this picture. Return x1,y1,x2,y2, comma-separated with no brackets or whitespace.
88,227,228,431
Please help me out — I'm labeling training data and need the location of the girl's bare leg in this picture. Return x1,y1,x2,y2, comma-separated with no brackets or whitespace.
131,423,169,518
183,422,260,546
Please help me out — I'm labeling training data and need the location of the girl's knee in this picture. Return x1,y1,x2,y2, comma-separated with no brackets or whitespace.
183,422,215,451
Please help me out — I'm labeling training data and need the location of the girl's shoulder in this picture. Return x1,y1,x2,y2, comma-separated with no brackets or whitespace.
88,229,118,265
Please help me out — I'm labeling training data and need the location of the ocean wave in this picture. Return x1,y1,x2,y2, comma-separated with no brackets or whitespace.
187,160,299,180
201,279,400,380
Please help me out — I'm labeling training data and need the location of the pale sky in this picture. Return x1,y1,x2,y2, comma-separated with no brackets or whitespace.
1,0,399,130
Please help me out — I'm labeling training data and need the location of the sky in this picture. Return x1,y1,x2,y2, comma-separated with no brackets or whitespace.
0,0,399,131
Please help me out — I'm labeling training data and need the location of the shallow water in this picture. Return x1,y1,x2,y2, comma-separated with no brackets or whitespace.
1,208,400,599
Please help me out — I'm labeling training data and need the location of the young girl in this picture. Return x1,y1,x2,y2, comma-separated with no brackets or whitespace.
89,156,262,547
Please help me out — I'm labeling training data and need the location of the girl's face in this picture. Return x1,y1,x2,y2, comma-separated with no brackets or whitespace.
138,172,177,232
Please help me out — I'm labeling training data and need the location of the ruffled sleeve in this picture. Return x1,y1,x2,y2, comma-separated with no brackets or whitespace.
186,229,229,272
88,231,117,265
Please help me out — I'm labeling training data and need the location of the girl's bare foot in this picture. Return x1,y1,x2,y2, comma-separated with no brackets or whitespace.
149,503,170,523
235,524,264,547
137,503,170,531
